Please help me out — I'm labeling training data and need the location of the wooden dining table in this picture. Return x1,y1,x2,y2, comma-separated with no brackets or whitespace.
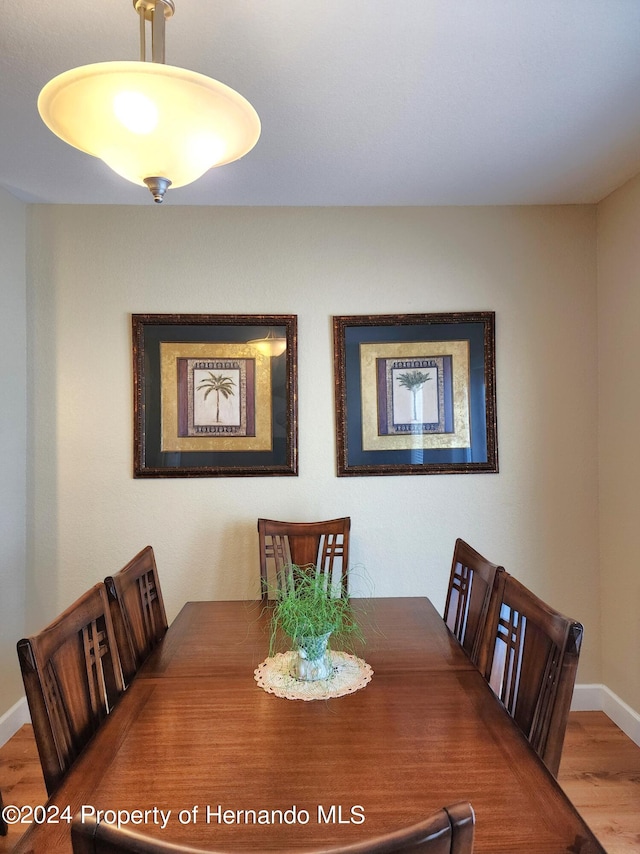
13,598,604,853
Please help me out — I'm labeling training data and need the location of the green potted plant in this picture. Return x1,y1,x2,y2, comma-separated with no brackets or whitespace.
268,565,363,681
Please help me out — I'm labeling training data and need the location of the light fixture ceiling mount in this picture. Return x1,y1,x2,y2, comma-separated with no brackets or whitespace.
38,0,260,203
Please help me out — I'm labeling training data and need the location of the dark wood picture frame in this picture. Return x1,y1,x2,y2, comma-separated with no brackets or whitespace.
333,312,498,476
133,314,298,477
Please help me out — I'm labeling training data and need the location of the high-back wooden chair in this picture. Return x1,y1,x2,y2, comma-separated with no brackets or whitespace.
0,789,7,836
71,803,474,853
483,572,583,777
310,802,475,853
443,538,504,671
17,583,124,795
258,517,350,601
104,545,168,687
72,815,214,853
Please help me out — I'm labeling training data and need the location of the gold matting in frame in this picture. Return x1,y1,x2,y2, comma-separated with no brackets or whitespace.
160,343,272,452
359,340,471,451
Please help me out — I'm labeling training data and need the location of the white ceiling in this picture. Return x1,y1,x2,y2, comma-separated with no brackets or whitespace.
2,1,640,206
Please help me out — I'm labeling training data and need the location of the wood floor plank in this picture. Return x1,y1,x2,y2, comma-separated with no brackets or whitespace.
558,711,640,854
1,712,639,852
0,726,47,853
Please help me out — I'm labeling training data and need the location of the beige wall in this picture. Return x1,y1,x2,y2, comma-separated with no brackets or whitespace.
16,204,601,705
597,175,640,712
0,187,27,711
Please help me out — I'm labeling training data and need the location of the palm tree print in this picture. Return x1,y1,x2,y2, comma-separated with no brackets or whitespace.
396,370,431,421
196,372,236,423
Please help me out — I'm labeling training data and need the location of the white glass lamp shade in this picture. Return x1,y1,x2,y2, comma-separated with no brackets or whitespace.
38,61,261,190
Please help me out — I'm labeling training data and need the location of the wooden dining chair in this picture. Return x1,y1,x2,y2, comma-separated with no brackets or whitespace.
72,814,216,853
308,802,475,853
72,814,215,852
258,517,351,601
104,545,168,686
482,572,583,777
443,538,504,671
17,583,124,795
0,789,7,836
71,803,475,853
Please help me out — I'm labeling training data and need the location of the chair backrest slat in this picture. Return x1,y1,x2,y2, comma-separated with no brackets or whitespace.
17,583,124,795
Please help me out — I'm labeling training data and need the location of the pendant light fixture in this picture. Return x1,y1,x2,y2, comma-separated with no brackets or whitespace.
37,0,260,203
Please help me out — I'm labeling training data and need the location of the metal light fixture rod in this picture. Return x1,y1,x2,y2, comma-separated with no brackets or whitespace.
134,0,175,200
135,0,174,63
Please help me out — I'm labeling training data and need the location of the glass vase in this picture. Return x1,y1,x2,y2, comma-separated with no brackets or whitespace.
293,631,332,681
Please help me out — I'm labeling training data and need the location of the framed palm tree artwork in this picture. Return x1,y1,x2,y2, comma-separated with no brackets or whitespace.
132,314,297,477
333,312,498,476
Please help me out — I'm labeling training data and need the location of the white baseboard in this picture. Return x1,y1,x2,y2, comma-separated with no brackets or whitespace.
572,683,640,747
0,696,30,746
570,684,604,712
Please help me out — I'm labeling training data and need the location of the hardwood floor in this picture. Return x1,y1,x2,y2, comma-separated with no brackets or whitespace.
0,712,638,852
558,711,640,853
0,725,47,854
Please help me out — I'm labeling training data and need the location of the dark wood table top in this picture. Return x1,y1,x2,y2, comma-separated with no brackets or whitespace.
137,598,479,678
13,598,604,853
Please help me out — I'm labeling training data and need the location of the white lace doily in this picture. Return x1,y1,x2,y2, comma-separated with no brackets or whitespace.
254,650,373,700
